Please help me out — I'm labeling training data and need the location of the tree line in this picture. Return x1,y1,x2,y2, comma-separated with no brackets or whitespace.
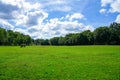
35,22,120,45
0,29,33,45
0,22,120,46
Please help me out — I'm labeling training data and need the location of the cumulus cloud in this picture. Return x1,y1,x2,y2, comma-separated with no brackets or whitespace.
0,1,19,19
14,13,94,39
0,19,14,30
48,6,71,12
14,28,28,34
100,0,120,23
38,0,89,13
16,10,48,26
0,0,94,39
69,13,84,21
101,0,114,7
101,0,120,13
109,0,120,13
60,13,84,21
115,14,120,23
24,13,94,39
38,0,72,12
0,0,47,26
99,8,107,14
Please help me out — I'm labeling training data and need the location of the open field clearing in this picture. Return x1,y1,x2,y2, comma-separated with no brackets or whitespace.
0,46,120,80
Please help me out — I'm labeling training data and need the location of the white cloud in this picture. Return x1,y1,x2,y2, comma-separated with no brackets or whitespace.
60,13,84,21
14,28,28,35
0,19,14,30
39,0,72,12
0,0,94,39
14,13,94,39
35,0,89,12
84,25,94,31
15,14,28,26
43,0,67,5
69,13,84,21
99,8,106,14
100,0,120,23
0,0,41,11
101,0,114,7
27,13,93,39
115,14,120,23
16,10,48,26
0,0,47,27
101,0,120,13
48,6,71,12
109,0,120,13
0,1,19,20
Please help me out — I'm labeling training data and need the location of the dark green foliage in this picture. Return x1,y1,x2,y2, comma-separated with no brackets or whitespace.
82,30,94,45
0,28,8,45
34,39,50,45
109,22,120,45
47,22,120,45
49,37,59,45
0,28,32,46
58,37,65,45
0,22,120,45
93,27,110,44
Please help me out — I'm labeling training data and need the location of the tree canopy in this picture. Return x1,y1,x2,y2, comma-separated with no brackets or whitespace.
0,22,120,46
0,28,33,46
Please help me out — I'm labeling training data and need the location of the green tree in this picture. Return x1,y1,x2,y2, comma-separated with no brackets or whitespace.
82,30,94,45
7,30,15,45
93,27,110,44
58,37,65,45
0,28,8,45
109,22,120,45
49,37,59,45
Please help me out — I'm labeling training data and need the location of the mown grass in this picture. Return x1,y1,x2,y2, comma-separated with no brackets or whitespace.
0,46,120,80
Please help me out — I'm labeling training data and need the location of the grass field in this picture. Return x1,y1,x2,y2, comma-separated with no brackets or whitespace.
0,46,120,80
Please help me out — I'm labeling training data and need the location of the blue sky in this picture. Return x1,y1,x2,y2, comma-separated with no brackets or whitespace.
0,0,120,39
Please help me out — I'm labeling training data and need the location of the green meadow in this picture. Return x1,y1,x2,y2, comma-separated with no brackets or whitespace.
0,46,120,80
